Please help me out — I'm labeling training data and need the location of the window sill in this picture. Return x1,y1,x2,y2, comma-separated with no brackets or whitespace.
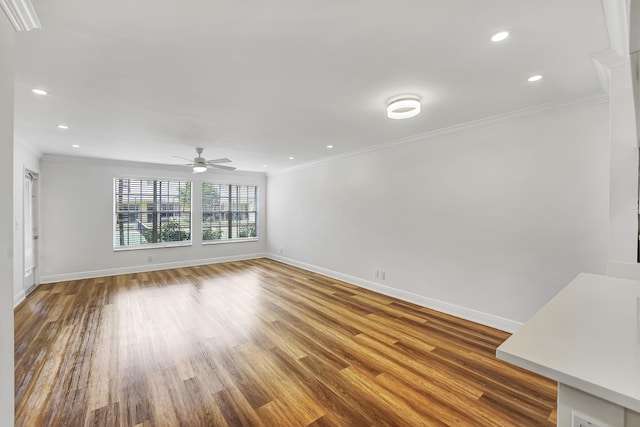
113,241,192,252
202,238,259,246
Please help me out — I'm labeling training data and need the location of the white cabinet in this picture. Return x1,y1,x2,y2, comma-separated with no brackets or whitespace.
497,274,640,426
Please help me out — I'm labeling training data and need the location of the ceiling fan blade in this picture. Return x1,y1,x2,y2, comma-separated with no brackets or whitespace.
172,155,194,162
210,164,236,171
206,158,232,164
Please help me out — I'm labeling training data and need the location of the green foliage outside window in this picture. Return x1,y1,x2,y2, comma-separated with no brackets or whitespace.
114,178,191,248
202,183,258,242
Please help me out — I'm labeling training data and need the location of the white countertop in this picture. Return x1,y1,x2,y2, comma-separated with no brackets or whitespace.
497,273,640,413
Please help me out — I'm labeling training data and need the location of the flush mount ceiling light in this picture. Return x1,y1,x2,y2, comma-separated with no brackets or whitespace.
31,88,47,95
386,97,421,120
491,31,509,42
527,74,543,82
57,124,68,129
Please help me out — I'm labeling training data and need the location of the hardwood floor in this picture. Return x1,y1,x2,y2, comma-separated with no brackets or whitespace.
15,258,556,426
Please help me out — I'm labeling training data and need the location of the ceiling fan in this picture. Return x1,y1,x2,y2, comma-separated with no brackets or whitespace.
173,148,236,174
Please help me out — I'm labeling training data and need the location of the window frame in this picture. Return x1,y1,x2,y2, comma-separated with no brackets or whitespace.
113,176,193,251
201,182,259,245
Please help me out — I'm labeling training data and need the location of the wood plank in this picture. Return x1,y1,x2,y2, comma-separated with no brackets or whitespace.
15,258,556,426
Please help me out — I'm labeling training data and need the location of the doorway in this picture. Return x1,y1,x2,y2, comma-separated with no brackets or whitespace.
24,170,38,295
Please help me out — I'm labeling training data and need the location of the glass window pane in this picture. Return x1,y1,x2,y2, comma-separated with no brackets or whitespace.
114,178,191,248
202,183,258,241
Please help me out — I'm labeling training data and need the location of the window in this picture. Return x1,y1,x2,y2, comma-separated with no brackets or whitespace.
202,183,258,242
114,178,191,248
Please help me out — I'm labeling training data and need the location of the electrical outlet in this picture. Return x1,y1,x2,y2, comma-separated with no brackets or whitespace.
380,271,386,280
571,411,605,427
374,271,379,278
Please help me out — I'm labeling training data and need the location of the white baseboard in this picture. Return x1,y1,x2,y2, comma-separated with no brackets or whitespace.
267,254,523,333
14,282,40,307
37,252,522,333
14,290,25,308
40,252,269,284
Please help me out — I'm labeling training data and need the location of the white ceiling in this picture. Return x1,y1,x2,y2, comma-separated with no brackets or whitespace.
13,0,610,172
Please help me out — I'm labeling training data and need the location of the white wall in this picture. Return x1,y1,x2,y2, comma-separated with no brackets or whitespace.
39,156,266,281
605,0,640,280
606,58,640,279
267,101,610,329
13,138,40,305
0,11,15,426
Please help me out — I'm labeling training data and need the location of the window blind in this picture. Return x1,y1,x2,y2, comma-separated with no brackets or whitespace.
114,178,191,248
202,183,258,241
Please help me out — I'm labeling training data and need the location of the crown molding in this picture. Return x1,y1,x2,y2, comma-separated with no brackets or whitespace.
592,57,611,95
269,94,610,177
14,134,42,159
601,0,630,56
630,0,640,54
592,48,630,94
592,48,629,69
0,0,40,31
40,153,267,178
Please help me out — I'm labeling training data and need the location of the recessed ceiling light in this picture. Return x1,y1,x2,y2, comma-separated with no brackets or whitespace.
31,88,47,95
57,124,69,129
71,144,80,148
327,145,334,149
288,156,294,160
263,164,268,168
527,74,543,82
491,31,509,42
387,97,421,120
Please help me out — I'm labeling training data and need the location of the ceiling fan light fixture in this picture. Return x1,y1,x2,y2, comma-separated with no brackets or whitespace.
174,148,235,173
193,164,207,173
386,97,421,120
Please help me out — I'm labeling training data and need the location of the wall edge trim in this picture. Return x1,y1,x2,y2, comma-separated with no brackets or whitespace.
38,251,523,332
267,254,523,333
40,252,269,283
269,93,609,177
0,0,40,31
13,290,25,308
